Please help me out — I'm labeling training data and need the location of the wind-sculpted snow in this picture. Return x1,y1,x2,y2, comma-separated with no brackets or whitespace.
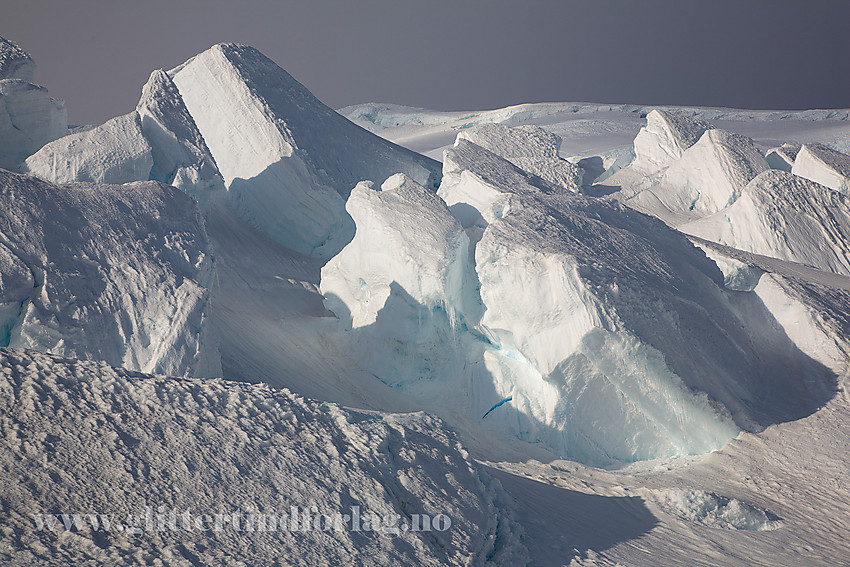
0,170,218,377
326,131,834,467
0,348,527,566
791,143,850,194
0,36,34,81
168,43,441,257
24,111,154,185
631,109,710,172
456,123,583,191
136,69,224,204
683,170,850,276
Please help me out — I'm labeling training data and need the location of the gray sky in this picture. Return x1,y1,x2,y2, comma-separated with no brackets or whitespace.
5,0,850,126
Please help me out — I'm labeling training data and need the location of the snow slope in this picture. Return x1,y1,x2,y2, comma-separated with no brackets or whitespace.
24,111,154,185
683,170,850,276
0,169,218,378
0,347,527,566
168,43,441,258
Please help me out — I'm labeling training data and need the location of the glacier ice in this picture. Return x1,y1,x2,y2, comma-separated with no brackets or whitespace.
136,69,225,204
0,37,68,170
322,128,834,467
683,169,850,276
0,169,219,377
456,123,583,192
0,347,527,566
791,143,850,194
168,43,441,258
631,109,710,172
24,111,154,185
645,128,769,217
320,173,472,387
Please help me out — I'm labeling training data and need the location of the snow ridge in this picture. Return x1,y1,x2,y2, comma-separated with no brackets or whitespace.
0,347,527,566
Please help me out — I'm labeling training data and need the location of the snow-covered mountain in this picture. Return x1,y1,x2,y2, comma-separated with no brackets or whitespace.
3,37,850,566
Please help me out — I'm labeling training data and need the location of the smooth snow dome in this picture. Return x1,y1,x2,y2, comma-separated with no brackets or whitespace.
24,111,153,185
0,348,527,566
791,143,850,194
0,36,34,82
683,170,850,276
456,123,583,191
631,109,710,172
0,169,218,378
167,43,441,258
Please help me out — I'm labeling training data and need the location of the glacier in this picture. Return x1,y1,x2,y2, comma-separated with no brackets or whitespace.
320,128,835,467
167,43,441,258
0,169,218,378
683,169,850,276
4,36,850,566
0,36,67,171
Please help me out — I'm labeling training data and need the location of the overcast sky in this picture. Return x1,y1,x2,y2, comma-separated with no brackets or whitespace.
5,0,850,126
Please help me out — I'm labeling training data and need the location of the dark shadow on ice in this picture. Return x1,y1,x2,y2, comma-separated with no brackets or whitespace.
484,465,658,565
580,183,621,197
577,156,604,187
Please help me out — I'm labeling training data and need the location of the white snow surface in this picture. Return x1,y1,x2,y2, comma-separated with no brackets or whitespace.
0,347,527,566
456,123,583,191
791,142,850,194
24,111,153,185
135,69,224,204
683,169,850,276
618,127,769,220
631,109,710,172
0,169,218,378
168,43,441,258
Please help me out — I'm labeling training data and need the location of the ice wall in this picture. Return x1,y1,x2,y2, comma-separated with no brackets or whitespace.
168,43,441,257
0,37,67,170
0,169,219,378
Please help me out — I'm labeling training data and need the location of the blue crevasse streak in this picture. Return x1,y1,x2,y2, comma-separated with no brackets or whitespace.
482,396,513,420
